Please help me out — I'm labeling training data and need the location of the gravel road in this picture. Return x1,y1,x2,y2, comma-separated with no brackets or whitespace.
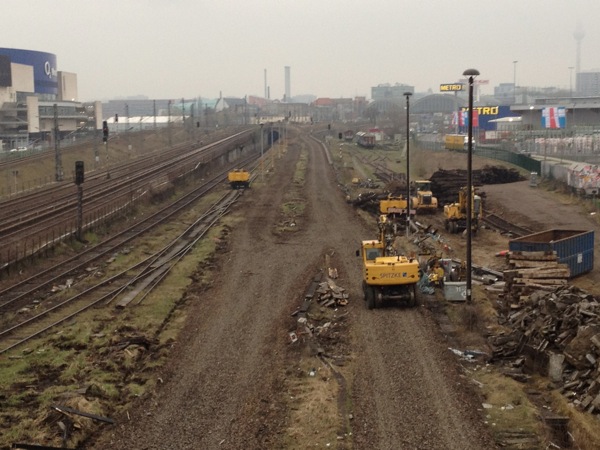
88,129,500,449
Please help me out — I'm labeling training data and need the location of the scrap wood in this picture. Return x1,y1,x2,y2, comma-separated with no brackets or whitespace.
11,444,78,450
51,404,115,424
509,251,558,261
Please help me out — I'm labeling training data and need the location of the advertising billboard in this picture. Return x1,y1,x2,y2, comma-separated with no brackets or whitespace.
457,105,520,131
542,107,566,129
0,48,57,95
440,84,464,92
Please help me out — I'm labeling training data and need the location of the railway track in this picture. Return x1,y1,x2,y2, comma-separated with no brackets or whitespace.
482,211,533,237
0,188,243,354
0,128,256,271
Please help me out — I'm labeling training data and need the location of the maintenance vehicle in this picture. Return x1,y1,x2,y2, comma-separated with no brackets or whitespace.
411,180,438,214
227,169,250,189
357,215,420,309
379,194,414,234
443,186,482,233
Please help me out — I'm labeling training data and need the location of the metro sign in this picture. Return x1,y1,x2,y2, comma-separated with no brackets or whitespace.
440,84,464,92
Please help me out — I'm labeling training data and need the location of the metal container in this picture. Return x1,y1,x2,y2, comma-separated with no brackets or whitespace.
444,281,467,302
509,229,594,278
529,171,538,187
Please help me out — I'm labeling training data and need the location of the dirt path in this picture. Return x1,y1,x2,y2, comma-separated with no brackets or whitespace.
89,131,497,449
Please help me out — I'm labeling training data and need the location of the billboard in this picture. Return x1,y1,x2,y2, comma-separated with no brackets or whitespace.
440,83,464,92
542,107,566,129
0,48,57,95
457,105,519,131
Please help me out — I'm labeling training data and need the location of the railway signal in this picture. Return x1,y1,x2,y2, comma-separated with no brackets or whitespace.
75,160,84,185
102,120,109,143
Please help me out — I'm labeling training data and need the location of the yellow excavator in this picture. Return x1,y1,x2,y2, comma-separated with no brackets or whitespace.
357,214,420,309
443,186,482,233
378,194,413,235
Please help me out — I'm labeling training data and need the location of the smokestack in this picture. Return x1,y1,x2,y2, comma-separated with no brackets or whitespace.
285,66,291,103
264,69,267,99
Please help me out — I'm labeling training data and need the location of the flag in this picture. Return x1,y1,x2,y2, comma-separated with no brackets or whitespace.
542,107,566,129
460,109,478,128
472,109,479,127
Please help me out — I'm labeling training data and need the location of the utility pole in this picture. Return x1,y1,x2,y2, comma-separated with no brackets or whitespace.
404,92,412,237
168,100,172,148
153,99,157,130
181,97,185,126
463,68,480,304
53,104,63,181
260,123,264,181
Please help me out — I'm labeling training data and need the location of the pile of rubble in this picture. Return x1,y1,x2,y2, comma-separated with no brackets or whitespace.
490,281,600,414
503,251,571,303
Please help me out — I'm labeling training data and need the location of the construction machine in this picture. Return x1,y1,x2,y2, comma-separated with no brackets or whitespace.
411,180,438,214
227,169,250,189
443,186,482,234
357,215,420,309
378,194,414,234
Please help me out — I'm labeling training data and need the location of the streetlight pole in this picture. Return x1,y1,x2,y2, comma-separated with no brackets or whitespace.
463,69,479,304
512,60,518,104
53,104,63,181
404,92,412,236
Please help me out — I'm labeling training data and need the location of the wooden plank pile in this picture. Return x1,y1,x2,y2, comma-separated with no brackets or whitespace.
315,279,349,308
503,251,571,303
489,283,600,414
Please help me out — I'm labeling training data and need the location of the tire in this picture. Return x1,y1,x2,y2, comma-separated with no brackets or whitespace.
366,286,376,310
408,284,417,307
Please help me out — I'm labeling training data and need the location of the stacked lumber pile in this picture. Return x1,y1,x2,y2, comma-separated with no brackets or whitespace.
489,285,600,414
503,251,570,303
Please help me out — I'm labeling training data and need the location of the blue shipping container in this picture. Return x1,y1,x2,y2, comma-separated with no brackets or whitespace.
508,229,594,278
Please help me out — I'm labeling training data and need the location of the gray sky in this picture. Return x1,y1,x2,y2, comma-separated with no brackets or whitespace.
5,0,599,101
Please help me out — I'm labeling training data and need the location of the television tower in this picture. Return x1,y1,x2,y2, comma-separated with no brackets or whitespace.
573,21,585,94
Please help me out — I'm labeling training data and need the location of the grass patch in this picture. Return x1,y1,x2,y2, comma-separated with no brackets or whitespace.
275,146,307,233
281,356,342,448
471,368,544,444
0,183,241,448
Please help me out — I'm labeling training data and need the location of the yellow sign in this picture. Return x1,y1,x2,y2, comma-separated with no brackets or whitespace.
440,84,464,92
461,106,500,115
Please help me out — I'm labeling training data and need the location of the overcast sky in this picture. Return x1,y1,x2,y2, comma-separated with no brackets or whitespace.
5,0,599,101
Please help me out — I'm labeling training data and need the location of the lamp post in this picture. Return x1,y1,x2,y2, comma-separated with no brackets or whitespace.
404,92,412,236
513,60,518,104
463,68,479,304
53,104,63,181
